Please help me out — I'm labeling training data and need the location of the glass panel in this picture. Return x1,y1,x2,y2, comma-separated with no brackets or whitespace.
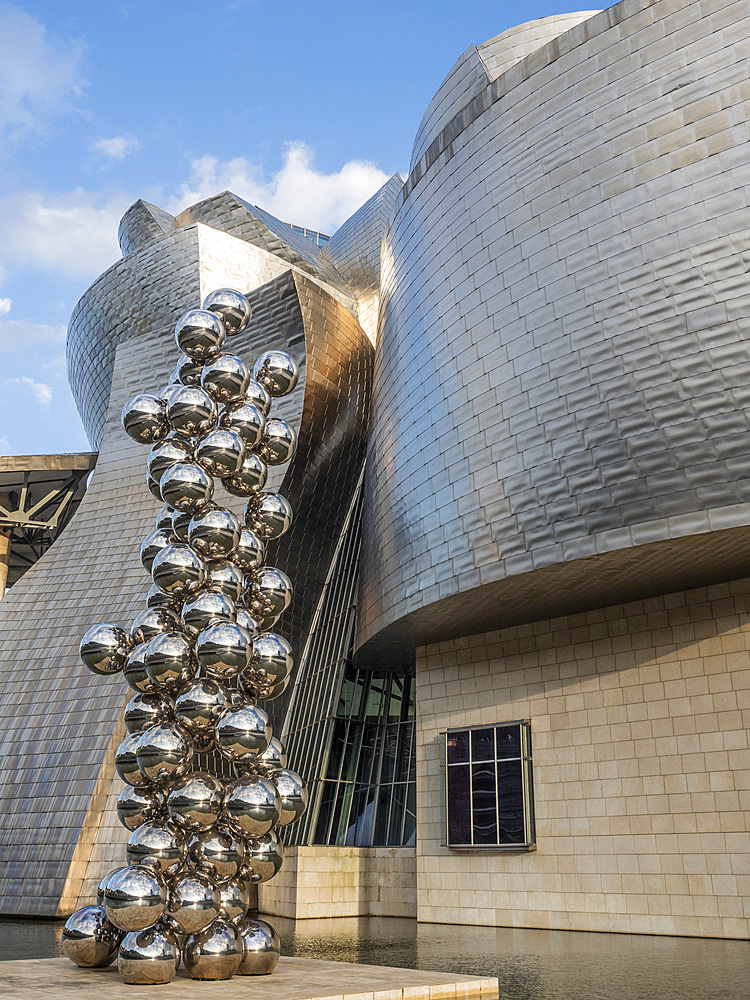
497,758,525,844
325,719,347,780
372,785,392,845
403,780,416,847
345,784,369,846
380,724,399,784
496,725,521,759
342,721,364,783
396,722,412,783
365,676,385,720
471,727,495,761
472,761,497,844
313,781,336,843
388,675,404,718
330,782,354,845
446,730,469,764
446,764,471,844
355,723,378,784
388,783,406,844
337,670,355,717
350,670,367,719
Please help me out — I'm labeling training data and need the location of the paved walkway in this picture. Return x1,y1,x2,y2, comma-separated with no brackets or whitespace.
0,955,499,1000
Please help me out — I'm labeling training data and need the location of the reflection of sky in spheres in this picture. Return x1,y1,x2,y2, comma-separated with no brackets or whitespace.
4,915,749,1000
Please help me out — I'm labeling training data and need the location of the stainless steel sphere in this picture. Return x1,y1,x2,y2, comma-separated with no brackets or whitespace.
144,630,196,690
216,700,271,764
115,733,150,787
97,867,130,906
241,670,290,702
188,506,241,558
246,568,293,619
231,527,265,572
171,507,192,541
147,470,165,500
147,436,194,482
121,393,169,445
117,784,167,831
184,918,242,980
181,590,236,636
124,691,174,735
62,904,121,968
222,451,268,497
174,678,228,747
189,826,245,883
139,528,174,574
248,632,293,686
256,736,287,773
131,606,181,645
195,427,246,478
253,350,298,397
167,772,223,831
175,352,203,386
151,543,207,596
218,877,249,922
220,399,266,448
124,641,155,694
155,503,175,532
146,583,183,612
136,722,194,784
204,558,244,602
242,830,283,884
126,821,187,878
224,776,281,838
273,768,308,827
196,620,252,679
104,864,167,932
245,378,272,415
201,353,251,405
234,607,260,633
160,461,215,513
80,622,131,675
166,385,218,437
167,870,220,934
175,308,226,363
245,491,293,540
236,917,280,975
259,417,297,466
202,287,252,335
118,923,180,985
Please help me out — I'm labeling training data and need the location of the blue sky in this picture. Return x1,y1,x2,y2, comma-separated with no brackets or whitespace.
0,0,587,456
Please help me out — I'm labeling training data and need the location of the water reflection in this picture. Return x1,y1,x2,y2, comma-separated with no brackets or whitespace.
1,913,748,1000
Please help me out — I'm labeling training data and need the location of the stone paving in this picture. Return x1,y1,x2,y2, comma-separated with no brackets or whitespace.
0,956,499,1000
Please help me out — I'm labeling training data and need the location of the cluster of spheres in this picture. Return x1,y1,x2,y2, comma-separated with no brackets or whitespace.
63,288,308,985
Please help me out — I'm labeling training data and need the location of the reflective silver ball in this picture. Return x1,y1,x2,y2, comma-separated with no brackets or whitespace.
188,506,241,559
156,503,175,532
139,528,174,574
216,700,271,764
62,905,121,968
189,827,245,883
175,352,203,386
195,428,246,478
259,418,297,466
224,776,281,839
197,621,252,680
121,393,169,445
168,870,220,934
247,567,293,619
273,768,308,827
118,924,179,985
147,436,195,483
136,722,194,784
98,867,130,906
234,607,260,633
204,559,244,602
201,353,251,405
248,633,293,687
181,590,236,637
158,383,183,406
131,606,181,646
220,399,266,449
160,461,214,513
241,670,290,702
167,385,218,437
202,287,252,335
242,830,283,884
147,470,165,500
104,864,167,932
124,691,174,735
232,527,265,572
80,623,131,675
144,630,196,691
245,378,272,415
258,736,287,773
218,877,250,922
174,678,228,747
171,507,192,541
146,583,183,612
175,308,226,363
245,491,293,540
184,917,242,980
115,732,150,788
167,772,223,831
126,821,187,878
222,451,268,497
253,350,298,397
123,642,155,694
236,917,280,975
152,543,207,597
117,784,167,831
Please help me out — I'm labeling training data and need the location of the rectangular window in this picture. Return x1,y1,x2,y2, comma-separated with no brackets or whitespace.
445,721,535,850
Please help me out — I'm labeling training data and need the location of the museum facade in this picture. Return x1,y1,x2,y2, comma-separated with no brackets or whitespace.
0,0,748,939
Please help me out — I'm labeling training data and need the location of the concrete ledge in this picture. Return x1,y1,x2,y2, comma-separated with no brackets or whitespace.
0,956,499,1000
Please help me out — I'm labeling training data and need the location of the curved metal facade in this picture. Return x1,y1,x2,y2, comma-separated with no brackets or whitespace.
357,0,750,659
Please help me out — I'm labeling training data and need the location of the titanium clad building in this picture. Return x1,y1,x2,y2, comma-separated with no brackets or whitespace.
0,0,749,939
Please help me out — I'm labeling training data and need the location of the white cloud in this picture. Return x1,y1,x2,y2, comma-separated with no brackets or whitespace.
4,376,52,407
0,436,9,453
0,4,84,142
169,142,390,235
0,318,66,348
92,134,140,160
0,298,10,314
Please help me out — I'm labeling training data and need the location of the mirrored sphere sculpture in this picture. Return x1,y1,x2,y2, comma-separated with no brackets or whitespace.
121,393,169,445
204,559,244,602
244,378,272,415
175,308,225,362
80,623,131,675
260,417,297,466
139,529,174,575
144,631,196,691
201,354,251,405
62,905,121,968
118,924,180,985
117,785,166,832
242,830,283,884
245,491,293,540
136,722,194,783
181,590,236,636
189,827,244,883
224,776,281,838
246,567,293,618
130,606,181,646
231,527,265,572
115,733,150,788
220,399,265,448
188,506,241,558
168,871,221,934
175,352,202,386
160,461,215,512
252,350,298,397
273,768,309,827
236,917,280,975
216,701,271,763
195,428,246,478
218,877,249,922
222,451,268,497
184,918,242,980
174,677,227,747
123,642,155,694
103,865,167,932
126,821,186,878
147,436,194,483
124,692,173,735
202,287,252,335
151,543,207,597
197,621,252,679
167,772,223,831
